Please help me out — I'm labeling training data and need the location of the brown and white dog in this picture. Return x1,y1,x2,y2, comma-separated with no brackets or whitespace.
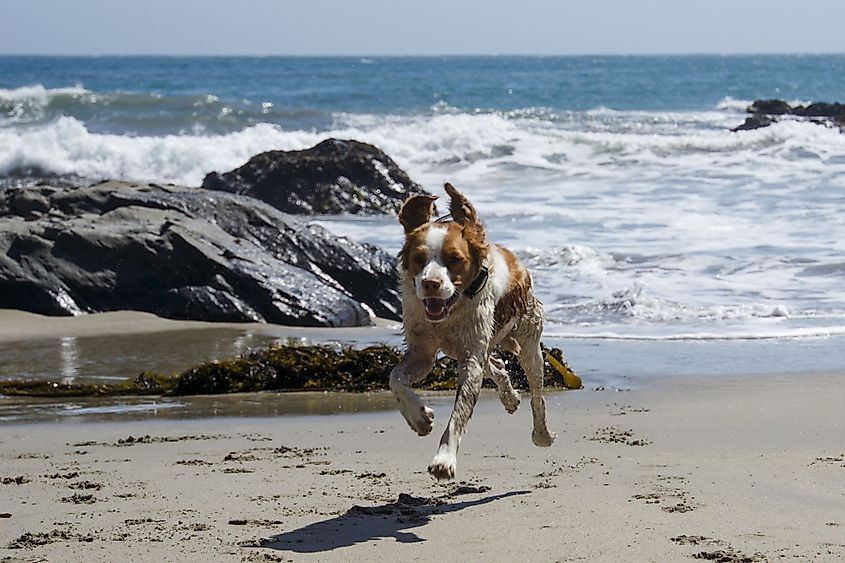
389,183,555,481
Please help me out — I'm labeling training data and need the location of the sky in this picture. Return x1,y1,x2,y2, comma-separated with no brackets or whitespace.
1,0,843,56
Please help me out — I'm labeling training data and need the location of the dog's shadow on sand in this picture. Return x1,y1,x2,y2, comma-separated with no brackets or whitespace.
248,489,530,553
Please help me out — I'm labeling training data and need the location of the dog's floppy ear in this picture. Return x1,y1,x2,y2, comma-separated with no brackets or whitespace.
445,182,477,225
398,194,438,233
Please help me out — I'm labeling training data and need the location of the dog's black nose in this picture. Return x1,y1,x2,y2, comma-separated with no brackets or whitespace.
422,278,442,293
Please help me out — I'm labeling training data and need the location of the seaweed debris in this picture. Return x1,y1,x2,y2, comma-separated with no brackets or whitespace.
0,343,580,397
173,344,403,394
0,372,172,398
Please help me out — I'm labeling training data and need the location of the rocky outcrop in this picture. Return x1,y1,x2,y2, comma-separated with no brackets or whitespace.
732,99,845,132
790,102,845,118
0,181,401,326
747,99,792,115
202,139,427,214
731,114,775,132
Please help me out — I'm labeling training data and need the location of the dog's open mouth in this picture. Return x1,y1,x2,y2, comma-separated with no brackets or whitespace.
423,294,458,321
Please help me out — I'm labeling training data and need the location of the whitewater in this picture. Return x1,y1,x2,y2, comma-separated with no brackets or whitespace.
2,58,844,347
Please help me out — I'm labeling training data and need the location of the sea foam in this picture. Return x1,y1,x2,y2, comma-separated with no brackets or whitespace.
0,83,88,102
3,101,845,187
0,117,321,185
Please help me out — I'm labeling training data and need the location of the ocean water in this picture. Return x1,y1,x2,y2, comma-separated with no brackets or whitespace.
2,55,845,347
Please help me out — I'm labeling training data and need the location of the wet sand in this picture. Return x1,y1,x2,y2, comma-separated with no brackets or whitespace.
0,310,403,383
0,310,402,344
6,310,845,391
0,390,438,425
1,373,844,561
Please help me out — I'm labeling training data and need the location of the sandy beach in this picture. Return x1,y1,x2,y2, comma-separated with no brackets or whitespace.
1,371,843,562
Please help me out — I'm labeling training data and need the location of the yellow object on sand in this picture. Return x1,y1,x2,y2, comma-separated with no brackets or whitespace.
546,351,583,389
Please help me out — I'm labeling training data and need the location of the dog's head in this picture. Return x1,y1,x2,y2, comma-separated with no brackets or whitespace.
398,183,489,322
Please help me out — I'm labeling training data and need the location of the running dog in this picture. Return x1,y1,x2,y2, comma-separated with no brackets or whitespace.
389,183,554,480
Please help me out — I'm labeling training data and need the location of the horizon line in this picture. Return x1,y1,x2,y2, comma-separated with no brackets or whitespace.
2,51,845,58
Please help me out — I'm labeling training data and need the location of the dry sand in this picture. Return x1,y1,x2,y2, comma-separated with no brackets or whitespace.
1,372,843,562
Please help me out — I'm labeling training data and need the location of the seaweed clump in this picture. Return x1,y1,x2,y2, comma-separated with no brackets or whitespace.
172,344,403,394
0,342,580,397
0,372,172,398
171,342,582,393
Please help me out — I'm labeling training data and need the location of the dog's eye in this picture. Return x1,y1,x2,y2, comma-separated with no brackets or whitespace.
447,254,464,265
413,253,426,265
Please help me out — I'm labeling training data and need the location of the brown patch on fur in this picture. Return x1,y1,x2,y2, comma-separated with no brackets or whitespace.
494,244,534,331
442,184,487,285
445,183,478,225
399,194,438,234
443,223,486,291
399,225,434,274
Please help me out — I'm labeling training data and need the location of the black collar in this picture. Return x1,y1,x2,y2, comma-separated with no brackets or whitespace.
463,266,489,299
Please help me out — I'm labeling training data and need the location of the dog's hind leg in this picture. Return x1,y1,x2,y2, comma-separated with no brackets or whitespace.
519,340,556,447
389,349,436,436
429,354,484,480
486,355,520,414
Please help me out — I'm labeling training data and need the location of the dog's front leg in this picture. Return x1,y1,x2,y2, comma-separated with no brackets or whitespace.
389,349,436,436
428,354,484,480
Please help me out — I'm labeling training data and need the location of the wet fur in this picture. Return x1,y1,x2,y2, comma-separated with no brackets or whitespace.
390,183,555,481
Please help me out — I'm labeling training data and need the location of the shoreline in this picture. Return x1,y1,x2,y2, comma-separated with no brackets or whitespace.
0,309,406,391
0,309,402,344
1,371,843,561
3,308,845,401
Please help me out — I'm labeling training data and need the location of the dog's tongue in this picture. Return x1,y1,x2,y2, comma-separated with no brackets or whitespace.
424,298,446,316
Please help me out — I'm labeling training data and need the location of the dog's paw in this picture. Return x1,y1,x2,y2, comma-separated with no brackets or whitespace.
531,428,556,447
404,405,434,436
428,452,457,481
499,389,520,414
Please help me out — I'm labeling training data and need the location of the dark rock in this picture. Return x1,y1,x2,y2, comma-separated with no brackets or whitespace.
747,99,792,115
6,189,50,219
731,115,775,132
790,102,845,118
0,181,401,326
202,138,428,214
736,99,845,132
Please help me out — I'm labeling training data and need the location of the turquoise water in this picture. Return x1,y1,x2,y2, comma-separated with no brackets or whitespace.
3,55,845,134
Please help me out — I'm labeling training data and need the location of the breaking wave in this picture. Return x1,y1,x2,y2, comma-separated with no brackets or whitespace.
3,100,845,187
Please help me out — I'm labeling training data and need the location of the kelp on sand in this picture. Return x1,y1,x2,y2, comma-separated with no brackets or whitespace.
0,343,581,397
